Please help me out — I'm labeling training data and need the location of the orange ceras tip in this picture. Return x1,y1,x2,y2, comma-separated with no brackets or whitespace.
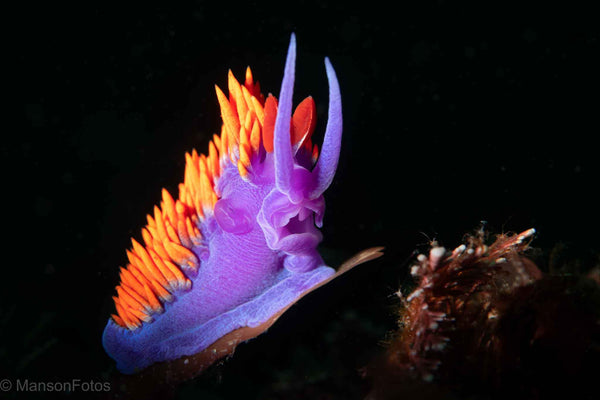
215,84,240,146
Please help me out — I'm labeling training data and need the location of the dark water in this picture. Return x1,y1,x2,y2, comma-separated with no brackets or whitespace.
5,2,599,399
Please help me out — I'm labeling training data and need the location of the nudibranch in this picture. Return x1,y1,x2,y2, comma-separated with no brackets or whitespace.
103,34,382,375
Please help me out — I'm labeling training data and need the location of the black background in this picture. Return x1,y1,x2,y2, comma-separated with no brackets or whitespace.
5,1,599,399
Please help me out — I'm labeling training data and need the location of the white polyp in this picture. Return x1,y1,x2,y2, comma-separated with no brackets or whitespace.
432,312,446,320
521,228,536,238
452,244,466,256
430,247,446,259
407,288,423,302
516,228,535,244
429,247,446,270
475,245,487,256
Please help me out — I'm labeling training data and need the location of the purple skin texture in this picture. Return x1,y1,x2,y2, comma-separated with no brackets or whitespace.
102,34,344,374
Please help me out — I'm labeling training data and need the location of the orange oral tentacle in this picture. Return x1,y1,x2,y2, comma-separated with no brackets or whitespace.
291,96,317,146
262,95,278,152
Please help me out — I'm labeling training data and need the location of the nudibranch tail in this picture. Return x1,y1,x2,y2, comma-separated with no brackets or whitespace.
103,34,375,376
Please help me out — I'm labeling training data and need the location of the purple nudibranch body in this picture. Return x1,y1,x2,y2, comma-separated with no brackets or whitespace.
102,34,345,374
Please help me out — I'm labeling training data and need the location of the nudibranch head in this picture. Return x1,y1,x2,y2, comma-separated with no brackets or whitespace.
102,34,347,374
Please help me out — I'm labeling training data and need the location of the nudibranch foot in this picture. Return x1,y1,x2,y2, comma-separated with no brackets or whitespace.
103,265,335,374
108,247,383,396
103,34,381,376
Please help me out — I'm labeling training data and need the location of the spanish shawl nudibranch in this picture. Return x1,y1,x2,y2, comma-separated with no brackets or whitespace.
103,34,381,375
